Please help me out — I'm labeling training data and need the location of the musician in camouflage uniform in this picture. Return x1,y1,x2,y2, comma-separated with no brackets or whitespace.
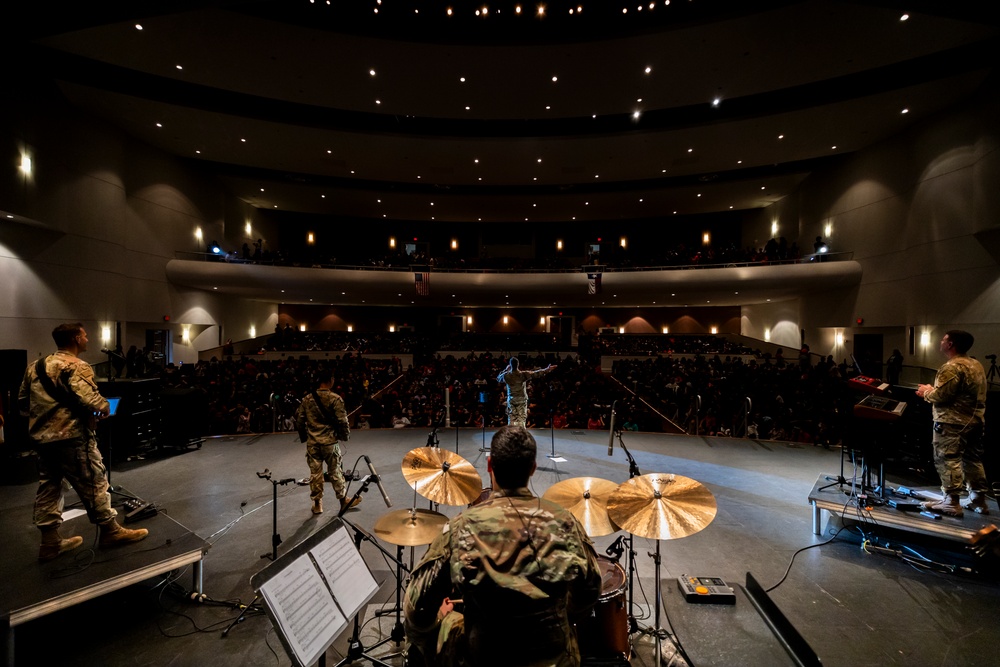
295,367,356,514
916,330,989,516
497,358,556,427
19,323,148,562
404,426,601,667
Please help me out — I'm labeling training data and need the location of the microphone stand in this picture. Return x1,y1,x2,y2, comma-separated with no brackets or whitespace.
616,430,642,634
256,469,297,561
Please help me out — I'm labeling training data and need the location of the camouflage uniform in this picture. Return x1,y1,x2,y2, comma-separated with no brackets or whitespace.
295,389,350,503
921,355,988,496
19,351,117,528
497,367,553,427
404,487,602,667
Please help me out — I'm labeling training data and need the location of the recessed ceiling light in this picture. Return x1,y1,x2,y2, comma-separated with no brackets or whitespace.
901,108,909,114
135,24,143,30
155,123,162,127
241,138,246,142
712,98,720,107
465,106,471,110
321,195,326,198
327,150,332,154
831,145,837,150
195,150,200,154
737,160,742,164
900,13,909,21
474,158,479,163
545,105,551,110
687,148,693,153
645,66,652,74
697,194,701,197
637,98,642,103
447,7,453,15
761,186,766,190
729,206,734,209
375,99,381,104
175,65,183,70
460,76,466,82
633,111,640,119
551,76,558,82
778,134,784,139
369,69,376,76
260,188,265,192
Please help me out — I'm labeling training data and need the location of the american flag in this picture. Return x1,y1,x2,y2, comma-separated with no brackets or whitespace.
587,273,602,295
415,272,430,296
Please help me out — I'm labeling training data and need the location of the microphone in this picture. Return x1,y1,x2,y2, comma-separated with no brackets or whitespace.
364,455,393,508
607,400,617,456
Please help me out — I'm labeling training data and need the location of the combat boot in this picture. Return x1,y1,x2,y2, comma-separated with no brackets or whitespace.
38,526,84,562
339,495,362,512
963,490,990,515
921,494,964,517
99,519,149,547
312,498,323,514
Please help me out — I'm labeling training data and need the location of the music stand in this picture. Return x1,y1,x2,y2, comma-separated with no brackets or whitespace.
251,518,380,667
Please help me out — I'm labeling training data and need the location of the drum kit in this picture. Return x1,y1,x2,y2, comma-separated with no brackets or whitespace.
367,446,717,667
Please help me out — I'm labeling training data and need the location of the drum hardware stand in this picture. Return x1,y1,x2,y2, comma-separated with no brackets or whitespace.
615,430,643,635
338,474,377,518
333,518,409,667
985,353,998,387
372,541,411,649
256,469,298,561
546,411,562,460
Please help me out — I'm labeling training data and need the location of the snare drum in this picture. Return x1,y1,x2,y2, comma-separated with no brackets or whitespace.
577,555,630,660
469,486,493,507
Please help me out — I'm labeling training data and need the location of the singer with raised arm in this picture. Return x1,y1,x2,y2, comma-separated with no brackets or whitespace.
496,357,556,427
295,366,356,515
404,426,601,667
19,323,148,562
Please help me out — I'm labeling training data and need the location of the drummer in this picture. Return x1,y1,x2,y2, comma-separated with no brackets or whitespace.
404,426,602,667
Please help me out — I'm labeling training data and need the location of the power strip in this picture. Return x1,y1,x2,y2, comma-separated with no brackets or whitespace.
121,497,158,523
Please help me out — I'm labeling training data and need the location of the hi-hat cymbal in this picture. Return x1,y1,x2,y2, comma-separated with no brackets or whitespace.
402,447,483,506
373,508,449,546
606,473,717,540
542,477,619,537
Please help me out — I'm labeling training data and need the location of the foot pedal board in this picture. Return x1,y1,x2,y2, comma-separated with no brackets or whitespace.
677,575,736,604
122,497,158,523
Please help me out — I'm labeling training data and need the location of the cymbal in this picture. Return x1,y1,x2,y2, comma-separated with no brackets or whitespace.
401,447,483,506
373,508,449,546
606,473,717,540
542,477,619,537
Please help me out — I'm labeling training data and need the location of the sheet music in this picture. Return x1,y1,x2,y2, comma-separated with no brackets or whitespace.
311,525,379,620
259,556,347,667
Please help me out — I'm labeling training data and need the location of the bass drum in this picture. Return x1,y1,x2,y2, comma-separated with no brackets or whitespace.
577,555,630,661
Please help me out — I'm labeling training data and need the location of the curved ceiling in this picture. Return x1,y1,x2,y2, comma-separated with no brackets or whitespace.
8,0,998,224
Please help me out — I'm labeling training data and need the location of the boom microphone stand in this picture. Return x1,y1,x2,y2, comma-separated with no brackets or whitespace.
615,430,643,635
256,469,297,561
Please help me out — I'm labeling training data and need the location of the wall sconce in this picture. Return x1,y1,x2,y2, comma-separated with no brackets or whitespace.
307,232,315,245
389,325,396,333
824,222,832,238
771,221,778,237
347,325,353,333
702,232,711,246
195,227,203,242
764,328,771,342
389,236,396,249
556,239,563,251
101,326,111,344
710,326,718,334
662,326,669,334
450,239,458,250
619,326,625,334
249,325,256,338
245,222,252,236
539,316,546,326
467,315,473,325
299,324,306,332
182,327,190,342
619,237,627,249
835,332,844,346
503,316,509,325
920,331,931,347
19,153,32,176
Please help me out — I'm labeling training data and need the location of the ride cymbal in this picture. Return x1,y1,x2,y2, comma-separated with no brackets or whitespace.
542,477,619,537
401,447,483,506
606,473,716,540
373,508,449,546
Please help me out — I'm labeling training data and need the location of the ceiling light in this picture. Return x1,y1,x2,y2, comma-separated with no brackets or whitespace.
537,4,544,16
545,105,551,110
369,69,376,76
135,24,143,30
460,76,466,82
241,138,246,142
155,123,162,127
552,76,558,82
376,99,381,104
831,145,837,150
900,13,909,21
901,108,909,114
516,5,522,13
712,98,720,106
465,106,470,110
687,148,692,153
175,65,183,70
737,160,742,164
633,110,640,120
778,134,784,139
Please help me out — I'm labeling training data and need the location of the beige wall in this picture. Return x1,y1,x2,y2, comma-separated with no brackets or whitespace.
743,90,1000,366
1,86,275,363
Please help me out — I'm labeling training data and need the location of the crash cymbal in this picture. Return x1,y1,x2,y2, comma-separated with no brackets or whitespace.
606,473,716,540
401,447,483,506
542,477,619,537
373,508,449,547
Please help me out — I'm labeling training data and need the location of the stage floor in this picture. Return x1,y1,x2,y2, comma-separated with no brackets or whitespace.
2,429,998,666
